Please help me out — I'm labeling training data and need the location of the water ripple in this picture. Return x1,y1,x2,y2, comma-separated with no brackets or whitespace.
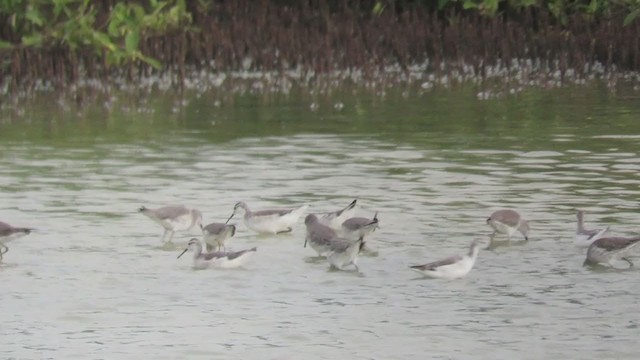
2,133,640,359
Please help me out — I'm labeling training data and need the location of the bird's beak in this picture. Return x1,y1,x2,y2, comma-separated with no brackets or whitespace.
304,238,308,248
225,211,235,224
177,248,189,259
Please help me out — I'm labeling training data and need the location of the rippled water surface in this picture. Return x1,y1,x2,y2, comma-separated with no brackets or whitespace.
2,85,640,359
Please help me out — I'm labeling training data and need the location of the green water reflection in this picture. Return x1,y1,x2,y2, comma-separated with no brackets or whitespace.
1,83,640,152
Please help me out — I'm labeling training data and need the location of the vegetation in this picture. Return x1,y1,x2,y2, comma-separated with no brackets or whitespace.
0,0,639,90
0,0,190,67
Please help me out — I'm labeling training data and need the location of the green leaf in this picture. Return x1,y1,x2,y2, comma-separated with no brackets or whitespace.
177,0,187,12
437,0,450,10
587,0,599,15
93,31,117,51
517,0,538,6
624,8,640,26
125,30,140,53
0,40,13,49
132,4,146,22
462,1,479,10
372,1,385,16
137,53,162,70
485,0,499,15
22,33,43,46
25,6,44,26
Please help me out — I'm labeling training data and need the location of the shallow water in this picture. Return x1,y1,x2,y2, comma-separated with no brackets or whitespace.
2,84,640,359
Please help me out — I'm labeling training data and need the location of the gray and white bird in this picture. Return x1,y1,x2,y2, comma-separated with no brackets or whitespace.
304,214,339,256
575,210,609,247
0,220,33,260
486,209,529,241
326,237,365,272
584,236,640,268
318,199,358,229
226,201,308,234
341,212,379,255
201,222,236,251
139,205,202,243
304,214,364,270
341,212,379,241
177,238,257,269
410,239,482,279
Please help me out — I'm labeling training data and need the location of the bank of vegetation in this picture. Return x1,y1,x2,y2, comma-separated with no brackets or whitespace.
1,0,639,94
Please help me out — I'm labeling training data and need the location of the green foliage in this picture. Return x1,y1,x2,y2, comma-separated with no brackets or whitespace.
0,0,192,69
460,0,500,16
372,1,386,16
429,0,639,26
624,0,640,25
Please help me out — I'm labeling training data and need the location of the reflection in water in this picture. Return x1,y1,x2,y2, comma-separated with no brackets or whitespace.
2,86,640,359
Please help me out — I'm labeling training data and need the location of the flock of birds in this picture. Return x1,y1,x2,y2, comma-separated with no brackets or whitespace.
2,201,640,278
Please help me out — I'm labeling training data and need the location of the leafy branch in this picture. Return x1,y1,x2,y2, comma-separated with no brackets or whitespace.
0,0,192,69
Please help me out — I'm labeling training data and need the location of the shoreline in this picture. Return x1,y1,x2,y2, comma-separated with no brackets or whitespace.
2,58,638,109
2,1,640,102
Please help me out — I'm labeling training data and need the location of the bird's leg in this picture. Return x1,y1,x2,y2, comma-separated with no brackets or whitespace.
0,242,9,261
167,231,175,243
486,233,497,250
160,229,169,243
622,257,634,268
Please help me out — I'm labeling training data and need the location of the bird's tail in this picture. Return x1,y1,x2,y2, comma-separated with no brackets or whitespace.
342,199,357,213
15,227,33,234
358,240,366,253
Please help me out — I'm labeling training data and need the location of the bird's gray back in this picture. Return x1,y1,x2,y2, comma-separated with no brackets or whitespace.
342,217,374,231
203,223,230,235
154,206,190,220
204,247,257,260
308,221,337,244
489,209,521,226
253,208,292,217
412,255,463,270
591,237,640,251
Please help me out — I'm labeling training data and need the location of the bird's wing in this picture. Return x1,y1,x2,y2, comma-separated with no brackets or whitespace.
595,237,640,251
155,206,190,220
410,255,463,271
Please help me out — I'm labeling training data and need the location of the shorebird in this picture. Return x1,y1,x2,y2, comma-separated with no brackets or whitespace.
486,209,529,241
304,214,339,256
226,201,308,234
326,237,365,272
139,205,202,243
318,199,358,229
410,239,482,279
584,236,640,268
0,221,33,260
341,212,379,241
575,210,609,247
201,222,236,251
177,238,257,269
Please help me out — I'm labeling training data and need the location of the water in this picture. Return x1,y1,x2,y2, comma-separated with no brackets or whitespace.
2,84,640,359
